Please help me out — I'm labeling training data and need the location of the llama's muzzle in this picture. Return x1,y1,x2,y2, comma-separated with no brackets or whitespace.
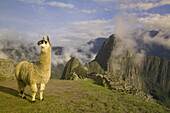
37,40,43,45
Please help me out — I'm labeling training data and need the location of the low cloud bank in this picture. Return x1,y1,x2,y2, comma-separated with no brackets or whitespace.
0,29,96,66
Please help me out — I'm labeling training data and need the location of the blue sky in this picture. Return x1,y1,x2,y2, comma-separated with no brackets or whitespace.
0,0,170,47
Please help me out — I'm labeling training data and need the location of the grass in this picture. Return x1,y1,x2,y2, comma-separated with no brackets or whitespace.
0,76,6,81
0,79,169,113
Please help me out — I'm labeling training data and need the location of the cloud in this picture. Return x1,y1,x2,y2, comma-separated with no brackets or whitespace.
160,0,170,5
120,3,156,10
59,44,95,65
52,47,93,66
19,0,75,8
19,0,45,4
112,38,137,56
138,14,170,30
0,29,41,63
47,2,74,8
49,19,114,47
0,29,97,66
82,9,96,14
67,19,113,44
94,0,132,2
0,42,8,59
133,50,146,65
120,0,170,10
94,0,170,10
104,8,110,11
112,13,169,64
113,13,137,38
111,13,146,66
73,19,109,25
142,31,170,49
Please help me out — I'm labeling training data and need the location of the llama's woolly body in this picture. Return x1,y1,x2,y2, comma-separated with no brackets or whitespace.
15,36,51,102
15,61,51,84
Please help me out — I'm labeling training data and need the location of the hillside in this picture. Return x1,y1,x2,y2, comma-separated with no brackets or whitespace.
0,79,169,113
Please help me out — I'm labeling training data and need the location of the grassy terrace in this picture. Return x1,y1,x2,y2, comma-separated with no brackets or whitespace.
0,79,169,113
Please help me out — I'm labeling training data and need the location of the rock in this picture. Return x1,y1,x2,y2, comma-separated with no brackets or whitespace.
84,61,104,74
70,72,79,81
0,58,15,80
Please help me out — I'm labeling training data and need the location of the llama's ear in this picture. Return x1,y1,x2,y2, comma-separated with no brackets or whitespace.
43,36,45,40
46,35,50,42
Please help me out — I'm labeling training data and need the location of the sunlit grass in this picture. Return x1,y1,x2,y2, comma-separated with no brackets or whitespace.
0,79,169,113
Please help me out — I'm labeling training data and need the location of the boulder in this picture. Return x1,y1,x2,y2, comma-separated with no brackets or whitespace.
0,59,15,80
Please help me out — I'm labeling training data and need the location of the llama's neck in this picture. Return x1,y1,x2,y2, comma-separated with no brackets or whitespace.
39,47,51,68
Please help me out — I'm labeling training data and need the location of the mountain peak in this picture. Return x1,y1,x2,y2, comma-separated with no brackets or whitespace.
94,34,118,71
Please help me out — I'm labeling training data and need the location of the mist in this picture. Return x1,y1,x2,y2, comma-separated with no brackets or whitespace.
52,43,96,66
0,29,96,67
111,12,170,66
112,13,146,66
143,31,170,49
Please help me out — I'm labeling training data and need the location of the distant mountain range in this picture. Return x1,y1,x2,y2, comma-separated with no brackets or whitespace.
52,37,106,56
52,46,63,55
134,29,170,60
87,37,106,54
0,29,169,79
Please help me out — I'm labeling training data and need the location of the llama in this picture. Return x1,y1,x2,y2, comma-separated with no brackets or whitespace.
15,35,51,102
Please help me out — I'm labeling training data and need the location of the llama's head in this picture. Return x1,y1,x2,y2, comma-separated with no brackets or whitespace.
37,35,51,48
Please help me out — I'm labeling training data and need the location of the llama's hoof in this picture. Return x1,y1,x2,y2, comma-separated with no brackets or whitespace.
40,98,44,101
31,101,36,103
20,90,24,94
22,96,26,99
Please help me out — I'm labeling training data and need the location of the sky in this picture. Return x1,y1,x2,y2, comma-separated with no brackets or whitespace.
0,0,170,47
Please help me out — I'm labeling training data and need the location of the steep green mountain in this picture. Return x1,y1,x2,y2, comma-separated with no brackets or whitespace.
61,57,105,80
0,58,15,81
61,57,88,80
62,34,170,107
84,61,104,74
95,34,118,71
95,35,143,90
143,55,170,93
142,55,170,106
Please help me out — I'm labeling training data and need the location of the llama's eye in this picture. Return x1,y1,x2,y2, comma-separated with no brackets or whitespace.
45,41,47,44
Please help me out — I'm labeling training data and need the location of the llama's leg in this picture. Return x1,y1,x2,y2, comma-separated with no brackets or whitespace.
17,80,26,99
30,84,37,102
21,88,26,99
40,83,45,101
